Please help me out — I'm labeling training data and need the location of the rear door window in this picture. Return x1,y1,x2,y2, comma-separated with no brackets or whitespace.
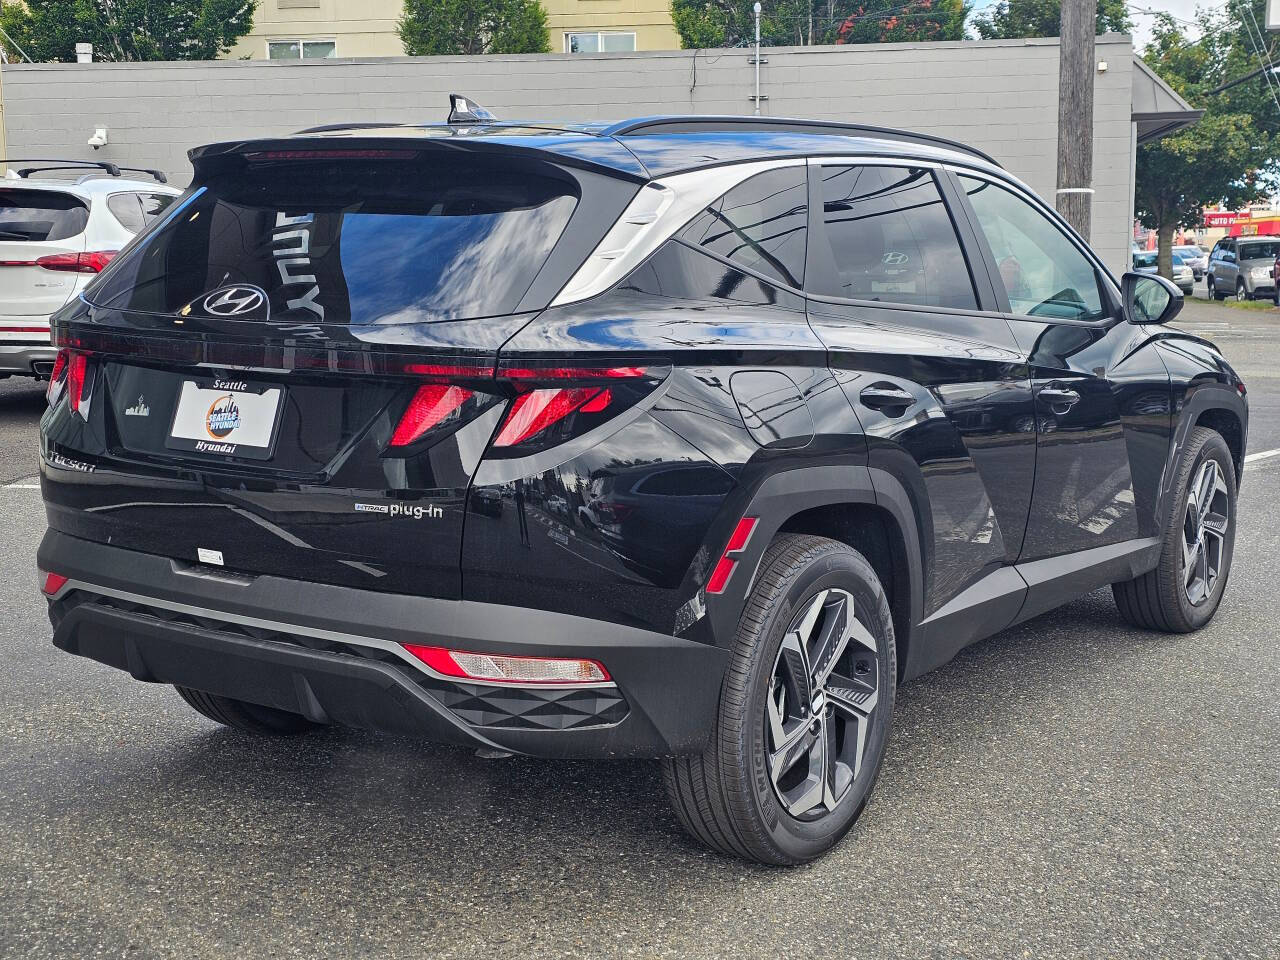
810,165,977,309
88,155,579,325
0,188,89,241
679,167,808,288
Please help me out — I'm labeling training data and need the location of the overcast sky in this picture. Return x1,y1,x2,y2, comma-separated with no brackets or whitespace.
1127,0,1206,49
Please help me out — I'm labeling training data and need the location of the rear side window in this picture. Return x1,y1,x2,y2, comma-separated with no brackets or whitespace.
139,192,176,225
0,188,88,242
107,193,145,232
88,156,579,325
811,165,977,309
679,167,807,288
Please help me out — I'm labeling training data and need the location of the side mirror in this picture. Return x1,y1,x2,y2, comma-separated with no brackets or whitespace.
1121,271,1183,325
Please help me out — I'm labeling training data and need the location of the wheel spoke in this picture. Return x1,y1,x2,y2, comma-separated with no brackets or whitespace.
827,677,879,780
768,716,816,785
1202,511,1228,538
807,594,850,688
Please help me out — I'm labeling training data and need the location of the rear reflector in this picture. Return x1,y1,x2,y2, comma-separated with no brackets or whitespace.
35,251,118,273
390,384,473,446
39,572,67,596
402,644,610,684
706,516,759,595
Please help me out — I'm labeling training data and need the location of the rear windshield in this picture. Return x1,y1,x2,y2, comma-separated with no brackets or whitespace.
0,188,88,242
87,155,579,325
1237,241,1280,260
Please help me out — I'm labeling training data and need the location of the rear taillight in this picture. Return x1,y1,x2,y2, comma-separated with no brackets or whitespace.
488,363,665,455
494,387,610,447
401,644,610,684
35,250,118,273
390,384,474,447
384,361,667,455
47,348,91,416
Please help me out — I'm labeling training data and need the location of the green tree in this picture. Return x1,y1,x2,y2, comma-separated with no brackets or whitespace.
1136,3,1279,280
0,0,256,62
973,0,1131,39
670,0,968,49
399,0,549,56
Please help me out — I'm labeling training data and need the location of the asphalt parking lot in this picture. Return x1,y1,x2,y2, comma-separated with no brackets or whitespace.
2,299,1278,959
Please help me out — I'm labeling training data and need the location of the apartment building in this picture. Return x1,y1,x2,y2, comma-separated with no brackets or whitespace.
225,0,680,59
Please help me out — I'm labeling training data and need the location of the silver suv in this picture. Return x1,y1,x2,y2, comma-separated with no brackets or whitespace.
1207,237,1280,301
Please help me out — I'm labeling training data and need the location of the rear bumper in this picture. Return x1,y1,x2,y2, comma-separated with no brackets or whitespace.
38,529,728,758
0,340,56,375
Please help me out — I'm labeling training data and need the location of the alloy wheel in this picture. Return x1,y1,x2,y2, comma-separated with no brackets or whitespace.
1182,458,1230,606
765,588,879,820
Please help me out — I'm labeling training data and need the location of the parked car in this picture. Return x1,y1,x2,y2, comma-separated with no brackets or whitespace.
1174,244,1208,280
470,486,503,517
38,103,1247,866
0,161,179,378
1133,250,1194,295
1207,236,1280,301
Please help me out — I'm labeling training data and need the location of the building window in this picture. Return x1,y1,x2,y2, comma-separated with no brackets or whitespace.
267,39,337,59
565,32,636,54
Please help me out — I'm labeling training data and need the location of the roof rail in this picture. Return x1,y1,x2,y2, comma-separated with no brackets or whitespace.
602,116,999,167
0,158,168,183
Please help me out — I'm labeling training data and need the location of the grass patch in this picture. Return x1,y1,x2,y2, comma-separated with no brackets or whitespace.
1190,295,1277,311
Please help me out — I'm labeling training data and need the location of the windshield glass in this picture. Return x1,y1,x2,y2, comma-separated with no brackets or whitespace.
1134,252,1157,268
1237,241,1280,261
87,155,579,325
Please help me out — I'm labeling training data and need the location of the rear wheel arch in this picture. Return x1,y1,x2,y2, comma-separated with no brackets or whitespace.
705,465,924,678
779,503,913,681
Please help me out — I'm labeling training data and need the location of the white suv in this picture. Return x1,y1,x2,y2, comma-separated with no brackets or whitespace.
0,161,181,378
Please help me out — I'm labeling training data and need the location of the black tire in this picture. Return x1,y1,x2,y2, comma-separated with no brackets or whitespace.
662,534,896,865
1209,277,1224,301
1236,279,1248,302
175,685,322,735
1113,427,1237,632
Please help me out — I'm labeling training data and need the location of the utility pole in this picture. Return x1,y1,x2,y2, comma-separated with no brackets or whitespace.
1056,0,1096,241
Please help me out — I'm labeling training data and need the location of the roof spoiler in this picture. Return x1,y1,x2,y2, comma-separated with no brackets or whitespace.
0,158,167,183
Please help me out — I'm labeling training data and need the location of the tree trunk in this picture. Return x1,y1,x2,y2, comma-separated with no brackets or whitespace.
1157,221,1176,282
1056,0,1096,239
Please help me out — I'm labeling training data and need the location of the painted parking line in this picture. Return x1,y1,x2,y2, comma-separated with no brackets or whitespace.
1244,448,1280,464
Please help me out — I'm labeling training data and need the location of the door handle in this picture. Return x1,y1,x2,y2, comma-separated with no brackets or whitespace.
1038,386,1081,410
859,384,915,414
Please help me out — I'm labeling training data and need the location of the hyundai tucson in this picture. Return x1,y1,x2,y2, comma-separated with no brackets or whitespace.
37,103,1247,865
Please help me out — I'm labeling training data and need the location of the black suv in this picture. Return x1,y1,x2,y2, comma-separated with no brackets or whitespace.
37,107,1247,865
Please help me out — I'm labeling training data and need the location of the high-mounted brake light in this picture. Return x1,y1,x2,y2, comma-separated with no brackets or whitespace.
390,384,474,447
401,644,610,684
35,251,117,273
707,516,759,595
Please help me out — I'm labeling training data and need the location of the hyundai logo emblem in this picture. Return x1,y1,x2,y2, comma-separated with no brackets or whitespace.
202,285,267,317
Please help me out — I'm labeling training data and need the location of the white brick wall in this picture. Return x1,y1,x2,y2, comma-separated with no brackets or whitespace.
1,35,1137,273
